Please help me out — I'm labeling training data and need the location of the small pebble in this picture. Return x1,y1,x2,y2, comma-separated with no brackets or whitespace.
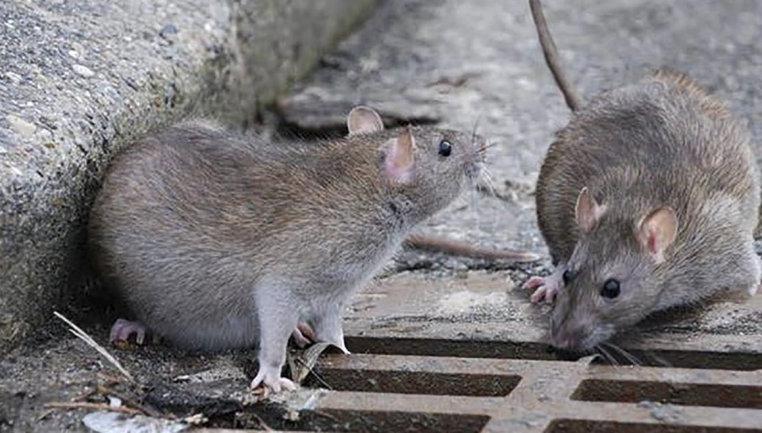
5,72,22,84
6,114,36,137
72,64,95,77
159,24,178,39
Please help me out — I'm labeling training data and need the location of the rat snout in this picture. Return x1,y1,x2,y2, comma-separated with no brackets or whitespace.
550,325,587,351
549,312,596,351
465,159,482,180
464,137,486,180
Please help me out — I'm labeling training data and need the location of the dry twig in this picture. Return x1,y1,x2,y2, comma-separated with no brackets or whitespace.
53,311,134,382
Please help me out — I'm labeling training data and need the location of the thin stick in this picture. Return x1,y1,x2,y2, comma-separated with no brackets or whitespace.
529,0,582,111
53,311,134,382
96,385,164,418
250,413,274,432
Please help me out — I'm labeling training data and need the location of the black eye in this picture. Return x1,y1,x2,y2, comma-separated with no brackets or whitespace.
562,269,574,285
438,140,452,157
600,278,620,299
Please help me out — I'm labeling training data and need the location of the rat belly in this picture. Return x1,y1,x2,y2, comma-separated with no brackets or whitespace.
101,235,262,351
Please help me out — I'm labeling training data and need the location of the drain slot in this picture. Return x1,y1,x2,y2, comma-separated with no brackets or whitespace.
571,380,762,409
345,337,762,370
591,350,762,371
346,336,556,360
545,420,757,433
304,369,520,396
216,408,489,433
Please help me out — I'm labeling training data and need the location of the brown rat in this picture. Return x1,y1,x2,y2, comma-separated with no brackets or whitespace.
525,0,760,351
88,106,486,393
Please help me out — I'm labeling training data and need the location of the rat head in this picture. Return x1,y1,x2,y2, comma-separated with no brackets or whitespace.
347,106,485,223
550,187,678,351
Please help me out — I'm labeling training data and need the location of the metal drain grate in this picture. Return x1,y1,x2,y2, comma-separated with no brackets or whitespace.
292,341,761,433
193,273,760,433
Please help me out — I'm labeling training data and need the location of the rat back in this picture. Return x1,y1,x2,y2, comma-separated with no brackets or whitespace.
536,71,759,265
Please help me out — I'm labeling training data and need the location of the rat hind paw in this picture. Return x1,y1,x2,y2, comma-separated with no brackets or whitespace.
250,365,297,396
291,322,316,348
109,318,147,345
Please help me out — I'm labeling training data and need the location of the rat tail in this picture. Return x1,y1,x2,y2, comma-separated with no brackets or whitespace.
529,0,582,111
404,235,540,262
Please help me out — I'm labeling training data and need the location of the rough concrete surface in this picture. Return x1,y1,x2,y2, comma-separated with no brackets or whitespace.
0,0,377,353
1,0,761,432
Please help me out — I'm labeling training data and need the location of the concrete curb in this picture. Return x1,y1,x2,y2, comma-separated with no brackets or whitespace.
0,0,377,353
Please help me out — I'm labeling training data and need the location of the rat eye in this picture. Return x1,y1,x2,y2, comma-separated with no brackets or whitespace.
438,139,452,157
600,278,620,299
562,269,574,285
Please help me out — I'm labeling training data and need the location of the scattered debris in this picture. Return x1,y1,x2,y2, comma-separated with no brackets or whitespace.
288,342,335,386
44,402,143,416
82,411,188,433
53,311,135,382
637,400,685,423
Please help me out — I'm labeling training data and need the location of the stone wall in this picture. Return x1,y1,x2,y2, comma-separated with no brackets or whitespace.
0,0,377,353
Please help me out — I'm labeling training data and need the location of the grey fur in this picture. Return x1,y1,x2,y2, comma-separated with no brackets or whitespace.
88,111,484,390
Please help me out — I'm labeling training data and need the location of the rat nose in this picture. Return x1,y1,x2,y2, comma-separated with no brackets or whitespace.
550,326,585,351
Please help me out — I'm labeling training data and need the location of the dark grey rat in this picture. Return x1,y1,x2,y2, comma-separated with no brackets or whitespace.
524,0,760,351
88,106,485,393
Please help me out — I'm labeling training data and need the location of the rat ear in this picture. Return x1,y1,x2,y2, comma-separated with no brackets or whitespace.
575,187,606,232
347,106,384,135
636,207,678,264
382,127,416,184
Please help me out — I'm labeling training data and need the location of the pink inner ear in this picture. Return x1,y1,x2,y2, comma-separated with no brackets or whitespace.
648,231,658,254
383,131,415,184
384,159,413,183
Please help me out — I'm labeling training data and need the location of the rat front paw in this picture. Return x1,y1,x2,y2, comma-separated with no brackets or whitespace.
523,276,559,304
250,365,297,396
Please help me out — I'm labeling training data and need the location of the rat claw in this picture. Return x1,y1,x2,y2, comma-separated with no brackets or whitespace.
530,286,548,304
525,275,561,304
250,365,298,395
523,276,546,291
530,284,559,304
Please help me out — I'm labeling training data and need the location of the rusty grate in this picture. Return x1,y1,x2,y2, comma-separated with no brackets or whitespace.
271,338,760,433
191,337,761,432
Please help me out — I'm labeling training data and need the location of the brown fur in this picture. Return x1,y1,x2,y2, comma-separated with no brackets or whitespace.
535,72,760,349
529,0,760,351
90,119,483,350
88,109,485,390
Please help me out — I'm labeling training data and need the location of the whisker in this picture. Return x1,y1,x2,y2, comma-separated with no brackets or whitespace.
483,174,497,196
596,344,618,366
642,350,673,368
471,115,482,145
604,342,642,366
478,141,500,153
